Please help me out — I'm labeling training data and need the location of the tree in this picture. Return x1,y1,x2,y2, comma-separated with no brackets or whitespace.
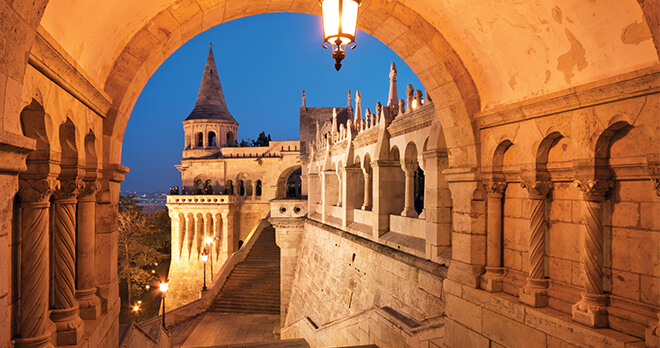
118,195,169,306
251,131,271,147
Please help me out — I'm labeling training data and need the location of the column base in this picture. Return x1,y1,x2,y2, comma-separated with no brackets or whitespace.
50,306,85,345
13,332,53,348
519,278,549,307
76,287,101,320
480,267,505,292
401,208,417,218
571,293,609,328
361,204,372,211
645,314,659,348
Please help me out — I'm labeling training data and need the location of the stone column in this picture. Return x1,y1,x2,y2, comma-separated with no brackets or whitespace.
270,217,305,328
341,167,362,228
361,171,372,210
76,181,102,320
15,179,58,348
480,181,507,292
336,170,342,207
371,160,405,238
646,163,659,347
321,170,338,223
519,181,551,307
50,179,85,345
572,179,612,328
401,167,417,217
221,210,234,260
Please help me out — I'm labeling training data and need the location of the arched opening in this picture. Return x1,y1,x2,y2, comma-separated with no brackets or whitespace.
226,131,235,146
255,180,262,197
194,178,203,194
208,132,217,147
196,132,204,147
276,166,302,199
414,167,425,215
246,180,253,196
224,180,234,195
237,180,245,196
286,168,302,198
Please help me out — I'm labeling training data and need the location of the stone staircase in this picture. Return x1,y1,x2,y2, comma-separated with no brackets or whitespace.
208,225,280,314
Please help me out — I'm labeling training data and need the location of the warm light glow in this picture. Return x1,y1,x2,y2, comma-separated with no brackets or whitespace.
137,300,142,304
201,253,208,262
321,0,360,70
133,305,139,312
151,270,156,274
321,0,359,46
412,99,418,110
205,236,213,244
160,282,168,293
145,285,150,290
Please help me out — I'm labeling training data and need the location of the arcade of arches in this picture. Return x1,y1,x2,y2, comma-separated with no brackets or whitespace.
0,0,659,347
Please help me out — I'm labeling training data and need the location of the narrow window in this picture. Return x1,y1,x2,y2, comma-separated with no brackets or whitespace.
208,132,216,147
197,132,203,147
255,180,262,196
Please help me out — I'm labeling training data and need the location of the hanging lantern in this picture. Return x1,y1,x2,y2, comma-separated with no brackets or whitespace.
320,0,360,71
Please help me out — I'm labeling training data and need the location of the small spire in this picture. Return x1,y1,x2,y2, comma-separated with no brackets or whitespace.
406,84,414,113
355,90,362,123
347,90,352,109
302,90,306,108
186,44,236,123
388,62,398,107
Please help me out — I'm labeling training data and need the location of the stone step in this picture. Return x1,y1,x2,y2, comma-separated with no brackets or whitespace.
209,223,281,316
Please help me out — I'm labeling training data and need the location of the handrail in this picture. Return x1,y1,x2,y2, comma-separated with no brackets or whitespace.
138,214,272,332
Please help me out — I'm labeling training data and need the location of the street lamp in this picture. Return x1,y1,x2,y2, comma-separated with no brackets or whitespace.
132,303,140,323
159,280,169,329
205,236,214,282
201,248,209,291
320,0,361,71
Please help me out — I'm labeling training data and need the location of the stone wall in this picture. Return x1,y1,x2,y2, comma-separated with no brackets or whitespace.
282,219,446,345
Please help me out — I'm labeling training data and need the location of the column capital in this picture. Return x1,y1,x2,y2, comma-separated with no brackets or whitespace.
521,180,552,199
78,180,101,201
52,178,85,201
18,178,59,204
574,179,613,201
483,181,507,197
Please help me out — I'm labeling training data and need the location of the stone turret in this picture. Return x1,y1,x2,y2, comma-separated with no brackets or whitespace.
183,44,239,159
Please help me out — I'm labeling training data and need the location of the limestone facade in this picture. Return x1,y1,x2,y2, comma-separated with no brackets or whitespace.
1,1,659,347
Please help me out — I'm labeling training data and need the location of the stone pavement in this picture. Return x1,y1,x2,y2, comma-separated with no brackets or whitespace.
174,312,294,347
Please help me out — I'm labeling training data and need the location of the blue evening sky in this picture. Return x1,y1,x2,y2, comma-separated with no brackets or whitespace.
121,13,422,193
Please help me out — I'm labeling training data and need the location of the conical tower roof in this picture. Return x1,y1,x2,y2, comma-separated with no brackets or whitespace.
185,44,237,123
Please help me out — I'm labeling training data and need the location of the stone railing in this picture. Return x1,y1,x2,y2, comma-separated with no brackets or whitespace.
166,195,236,204
138,216,270,333
281,305,444,347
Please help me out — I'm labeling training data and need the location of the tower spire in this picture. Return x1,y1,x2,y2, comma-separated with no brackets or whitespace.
387,62,398,107
185,44,237,122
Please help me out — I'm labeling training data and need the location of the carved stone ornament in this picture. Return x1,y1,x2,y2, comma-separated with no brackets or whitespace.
483,181,507,196
521,180,552,198
573,179,613,201
52,178,85,201
18,178,60,203
79,180,101,199
648,164,660,197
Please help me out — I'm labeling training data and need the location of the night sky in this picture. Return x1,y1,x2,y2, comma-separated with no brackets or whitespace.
121,13,422,193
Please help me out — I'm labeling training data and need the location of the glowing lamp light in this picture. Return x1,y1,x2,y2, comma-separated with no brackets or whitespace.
133,305,140,312
145,285,150,290
201,251,209,263
205,236,213,244
159,281,168,293
321,0,361,71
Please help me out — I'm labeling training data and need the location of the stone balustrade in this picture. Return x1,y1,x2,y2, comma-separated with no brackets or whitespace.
166,195,236,204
